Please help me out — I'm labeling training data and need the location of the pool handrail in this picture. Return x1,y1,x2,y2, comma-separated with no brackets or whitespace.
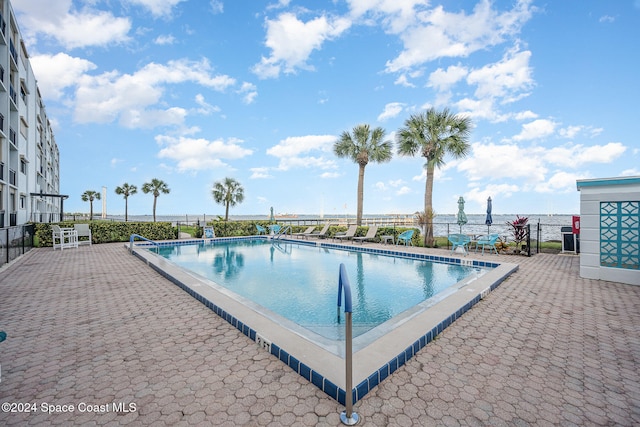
129,234,160,252
273,225,292,240
337,263,359,425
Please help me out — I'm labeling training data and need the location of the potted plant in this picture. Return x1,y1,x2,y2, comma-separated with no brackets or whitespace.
506,215,528,254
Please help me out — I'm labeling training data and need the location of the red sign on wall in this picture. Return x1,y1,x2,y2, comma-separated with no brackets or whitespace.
572,215,580,234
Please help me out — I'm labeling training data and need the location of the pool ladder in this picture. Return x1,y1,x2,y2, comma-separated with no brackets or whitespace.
337,263,360,425
272,225,292,240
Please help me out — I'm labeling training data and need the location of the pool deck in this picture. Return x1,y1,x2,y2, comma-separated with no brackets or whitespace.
1,242,639,426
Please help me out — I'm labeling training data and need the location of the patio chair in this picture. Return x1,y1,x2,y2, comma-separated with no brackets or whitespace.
74,223,92,246
309,223,331,239
52,225,78,250
203,226,215,239
293,226,315,239
448,233,471,255
256,224,267,235
334,225,358,242
475,233,499,255
353,225,379,244
396,229,414,246
269,224,282,235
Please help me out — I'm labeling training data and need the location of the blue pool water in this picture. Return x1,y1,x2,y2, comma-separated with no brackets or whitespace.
154,239,490,340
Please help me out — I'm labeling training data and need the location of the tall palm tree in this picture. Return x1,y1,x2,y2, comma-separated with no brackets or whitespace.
333,124,393,226
114,183,137,222
81,190,101,221
212,177,244,221
397,108,472,246
141,179,170,222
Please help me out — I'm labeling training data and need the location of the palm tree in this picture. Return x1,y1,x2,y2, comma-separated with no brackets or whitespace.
333,124,393,226
397,108,472,246
81,190,101,221
212,177,244,221
114,183,137,222
141,179,170,222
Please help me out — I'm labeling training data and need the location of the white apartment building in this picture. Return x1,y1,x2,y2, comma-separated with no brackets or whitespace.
0,0,61,228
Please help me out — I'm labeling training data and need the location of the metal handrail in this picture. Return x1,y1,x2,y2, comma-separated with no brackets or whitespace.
337,263,359,425
129,234,159,252
273,225,292,240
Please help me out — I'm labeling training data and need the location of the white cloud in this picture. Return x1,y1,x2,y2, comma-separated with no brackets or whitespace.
377,102,405,121
238,82,258,104
466,48,533,102
127,0,187,18
156,135,253,172
29,53,97,100
535,171,590,194
321,172,341,179
73,58,235,127
427,64,468,92
210,0,224,14
250,167,273,179
267,135,337,171
621,168,640,176
252,13,351,79
512,119,557,141
14,1,131,49
545,142,626,167
396,186,412,195
154,35,176,45
384,0,535,72
193,94,221,115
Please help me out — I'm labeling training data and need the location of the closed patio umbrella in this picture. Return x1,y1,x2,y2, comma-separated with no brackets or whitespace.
457,196,467,233
485,197,493,233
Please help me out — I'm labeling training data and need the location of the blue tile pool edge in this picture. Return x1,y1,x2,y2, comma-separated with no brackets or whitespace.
129,237,516,406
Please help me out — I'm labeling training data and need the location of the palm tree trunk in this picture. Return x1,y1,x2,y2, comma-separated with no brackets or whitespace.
225,202,230,221
356,164,366,226
424,165,435,247
125,198,129,222
90,201,93,221
153,197,157,222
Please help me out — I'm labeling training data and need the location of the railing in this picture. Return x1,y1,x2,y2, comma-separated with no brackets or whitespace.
272,225,292,240
129,234,159,252
0,224,35,267
337,263,359,425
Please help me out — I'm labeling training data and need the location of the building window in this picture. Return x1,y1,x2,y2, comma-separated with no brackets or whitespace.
20,195,26,209
20,159,27,174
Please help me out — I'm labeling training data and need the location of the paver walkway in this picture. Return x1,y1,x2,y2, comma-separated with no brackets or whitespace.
1,243,639,426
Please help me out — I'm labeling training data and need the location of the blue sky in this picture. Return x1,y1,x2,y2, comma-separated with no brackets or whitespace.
14,0,640,217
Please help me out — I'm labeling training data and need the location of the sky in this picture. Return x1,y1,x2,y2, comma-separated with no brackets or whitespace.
13,0,640,217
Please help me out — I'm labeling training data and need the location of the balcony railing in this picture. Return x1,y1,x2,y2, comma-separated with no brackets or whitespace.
9,169,16,186
9,39,17,63
9,128,16,145
0,161,4,181
9,84,16,104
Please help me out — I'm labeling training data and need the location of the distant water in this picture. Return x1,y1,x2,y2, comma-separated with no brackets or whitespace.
100,213,576,242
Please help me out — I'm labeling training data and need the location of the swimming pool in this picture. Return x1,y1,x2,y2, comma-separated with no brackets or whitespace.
130,236,518,405
155,239,490,341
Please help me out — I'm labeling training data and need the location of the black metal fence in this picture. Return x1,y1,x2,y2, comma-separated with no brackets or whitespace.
0,224,35,268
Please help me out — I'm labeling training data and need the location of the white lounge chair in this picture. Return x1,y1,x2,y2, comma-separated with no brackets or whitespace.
353,225,378,244
293,226,315,239
74,224,92,246
334,225,358,242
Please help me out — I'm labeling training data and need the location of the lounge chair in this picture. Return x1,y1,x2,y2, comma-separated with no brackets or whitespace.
396,229,414,246
448,233,471,255
293,226,315,239
334,225,358,242
52,225,78,250
203,226,215,239
74,223,92,246
475,233,499,254
256,224,267,235
353,225,378,244
309,223,331,239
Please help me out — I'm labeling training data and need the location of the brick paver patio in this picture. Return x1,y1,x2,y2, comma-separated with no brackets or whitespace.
1,243,639,426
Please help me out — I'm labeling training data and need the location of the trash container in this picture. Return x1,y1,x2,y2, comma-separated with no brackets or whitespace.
561,226,580,253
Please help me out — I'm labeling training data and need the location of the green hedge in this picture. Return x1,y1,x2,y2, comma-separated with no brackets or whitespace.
35,222,177,247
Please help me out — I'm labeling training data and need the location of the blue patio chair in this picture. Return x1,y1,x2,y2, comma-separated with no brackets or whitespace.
396,229,414,246
475,233,500,255
448,233,471,255
256,224,267,235
269,224,282,234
